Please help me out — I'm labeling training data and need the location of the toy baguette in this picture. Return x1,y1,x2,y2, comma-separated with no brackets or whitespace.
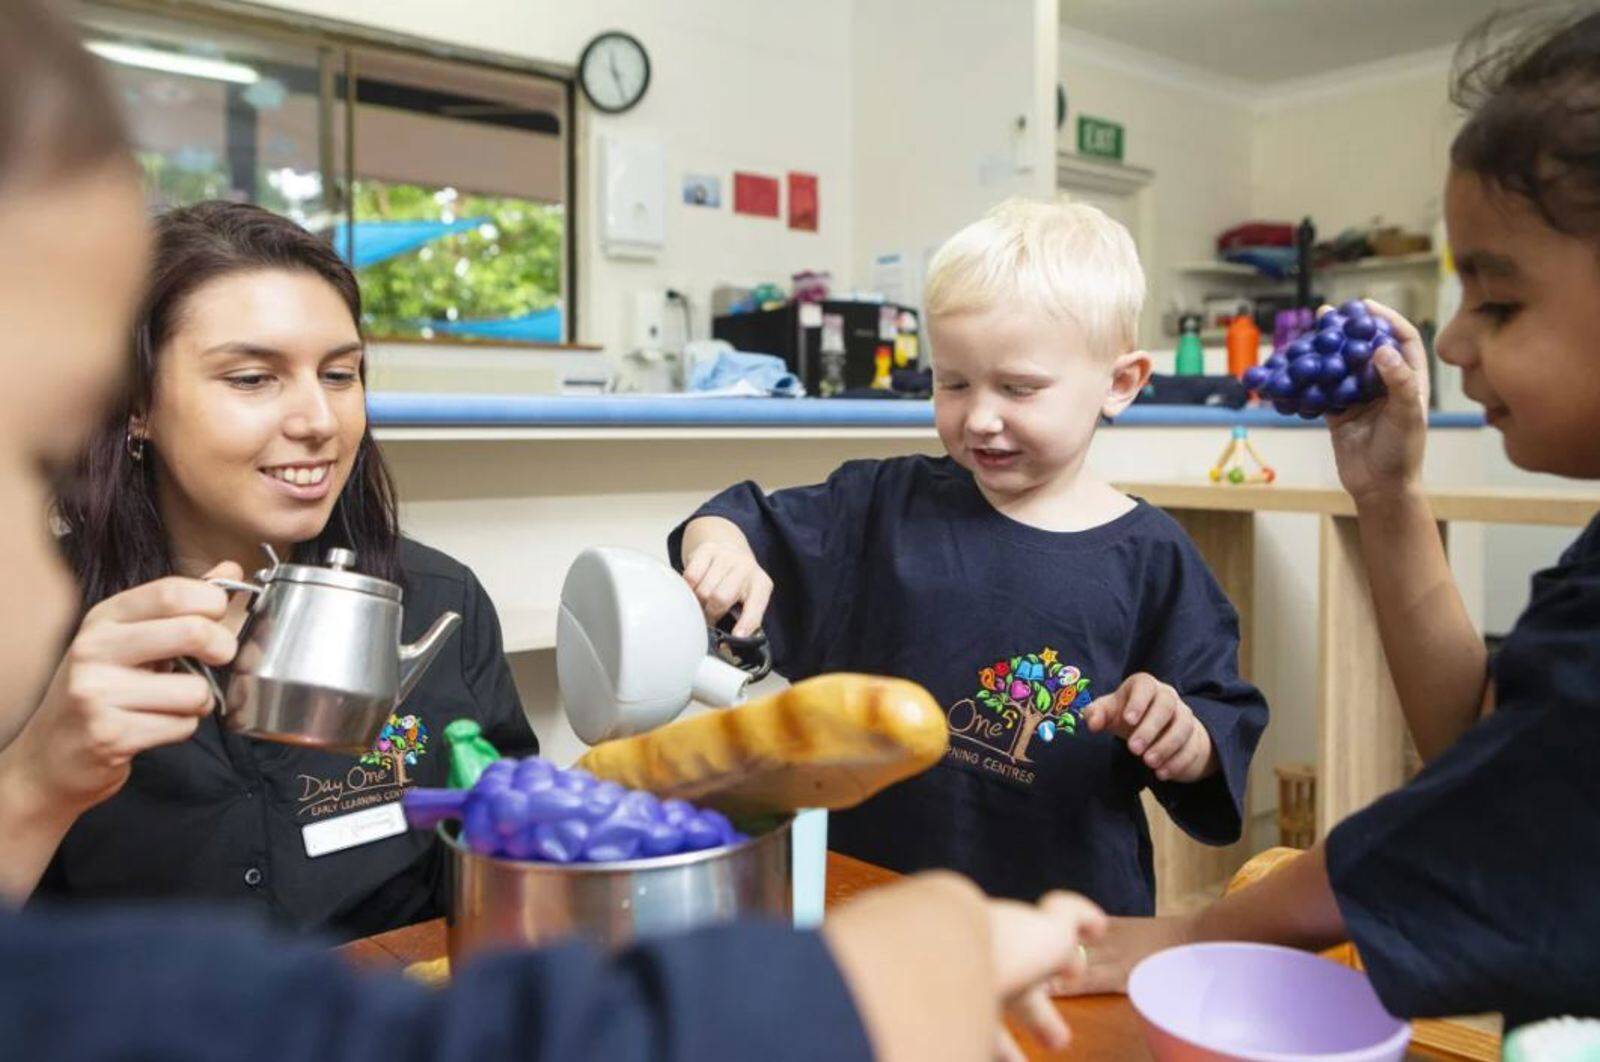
575,673,949,818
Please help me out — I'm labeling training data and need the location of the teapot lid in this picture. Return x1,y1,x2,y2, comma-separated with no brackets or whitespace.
259,547,402,601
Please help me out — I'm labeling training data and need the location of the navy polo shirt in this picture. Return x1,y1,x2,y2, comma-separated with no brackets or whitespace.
671,455,1267,912
1327,512,1600,1025
36,538,538,940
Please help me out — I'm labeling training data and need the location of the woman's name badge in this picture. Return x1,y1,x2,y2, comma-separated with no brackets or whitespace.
301,801,408,858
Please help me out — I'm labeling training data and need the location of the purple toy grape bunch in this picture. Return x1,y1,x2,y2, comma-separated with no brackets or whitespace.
401,756,745,864
1240,300,1394,418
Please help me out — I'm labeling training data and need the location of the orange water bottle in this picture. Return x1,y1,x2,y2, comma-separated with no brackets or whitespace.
1226,307,1261,378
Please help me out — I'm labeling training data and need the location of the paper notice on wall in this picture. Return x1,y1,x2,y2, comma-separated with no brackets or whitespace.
787,171,818,232
870,252,908,305
733,172,780,218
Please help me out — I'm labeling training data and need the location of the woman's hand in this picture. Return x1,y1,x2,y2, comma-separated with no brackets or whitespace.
1328,299,1431,504
1,563,241,819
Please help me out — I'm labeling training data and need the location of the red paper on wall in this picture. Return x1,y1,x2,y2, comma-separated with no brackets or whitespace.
733,172,780,218
788,172,818,232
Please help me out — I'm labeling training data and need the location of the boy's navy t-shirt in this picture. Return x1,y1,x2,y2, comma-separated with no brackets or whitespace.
672,455,1267,912
1326,512,1600,1025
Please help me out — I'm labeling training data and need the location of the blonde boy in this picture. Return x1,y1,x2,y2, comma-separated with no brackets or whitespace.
671,199,1266,911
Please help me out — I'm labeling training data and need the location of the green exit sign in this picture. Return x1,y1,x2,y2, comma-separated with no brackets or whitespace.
1077,115,1124,162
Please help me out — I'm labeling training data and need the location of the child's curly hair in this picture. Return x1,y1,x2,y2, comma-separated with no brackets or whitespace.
1453,6,1600,236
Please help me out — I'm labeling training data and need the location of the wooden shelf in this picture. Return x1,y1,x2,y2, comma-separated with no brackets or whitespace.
1175,252,1439,285
498,604,557,653
1325,251,1438,274
1114,480,1600,526
1176,261,1267,278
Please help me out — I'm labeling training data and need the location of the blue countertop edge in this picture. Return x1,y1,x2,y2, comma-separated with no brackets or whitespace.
367,393,1486,430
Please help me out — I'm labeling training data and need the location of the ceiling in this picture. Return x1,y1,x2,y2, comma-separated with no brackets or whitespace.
1060,0,1513,85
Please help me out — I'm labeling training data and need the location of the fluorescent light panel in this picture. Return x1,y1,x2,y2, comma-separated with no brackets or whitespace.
86,40,259,85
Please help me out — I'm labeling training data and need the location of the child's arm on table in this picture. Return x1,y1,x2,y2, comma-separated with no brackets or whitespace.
1066,843,1344,994
1329,300,1491,761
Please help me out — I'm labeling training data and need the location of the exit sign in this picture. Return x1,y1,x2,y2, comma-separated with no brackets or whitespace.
1077,115,1124,162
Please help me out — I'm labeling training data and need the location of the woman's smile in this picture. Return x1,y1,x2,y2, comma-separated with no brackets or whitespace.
259,459,336,501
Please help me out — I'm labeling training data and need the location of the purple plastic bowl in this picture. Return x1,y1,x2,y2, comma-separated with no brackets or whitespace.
1128,943,1411,1062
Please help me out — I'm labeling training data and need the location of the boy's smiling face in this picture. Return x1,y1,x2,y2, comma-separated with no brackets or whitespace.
930,299,1147,503
1438,168,1600,477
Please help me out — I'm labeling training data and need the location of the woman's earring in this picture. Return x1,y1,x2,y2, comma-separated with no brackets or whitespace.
125,428,146,463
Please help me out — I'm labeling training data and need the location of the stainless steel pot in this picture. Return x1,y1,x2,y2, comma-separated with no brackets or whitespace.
443,815,793,961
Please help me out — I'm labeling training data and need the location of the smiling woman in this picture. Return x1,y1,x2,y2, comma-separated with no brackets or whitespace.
18,201,539,939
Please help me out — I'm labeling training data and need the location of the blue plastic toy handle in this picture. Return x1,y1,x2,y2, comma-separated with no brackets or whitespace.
401,788,468,830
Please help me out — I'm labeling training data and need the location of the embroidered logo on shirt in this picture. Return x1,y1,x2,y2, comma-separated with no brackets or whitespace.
944,647,1092,785
359,713,431,786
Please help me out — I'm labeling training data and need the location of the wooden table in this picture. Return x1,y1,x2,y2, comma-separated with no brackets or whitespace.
339,851,1148,1060
339,850,1480,1060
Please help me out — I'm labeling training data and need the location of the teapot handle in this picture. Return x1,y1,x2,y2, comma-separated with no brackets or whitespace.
175,577,263,712
176,656,226,714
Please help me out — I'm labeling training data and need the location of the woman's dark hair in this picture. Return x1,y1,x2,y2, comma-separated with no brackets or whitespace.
1452,6,1600,235
0,0,130,191
57,201,402,609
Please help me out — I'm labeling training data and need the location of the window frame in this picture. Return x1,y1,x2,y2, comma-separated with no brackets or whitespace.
81,0,580,344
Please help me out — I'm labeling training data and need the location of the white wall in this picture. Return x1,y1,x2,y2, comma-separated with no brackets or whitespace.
254,0,856,356
852,0,1057,308
1056,32,1256,348
1250,54,1460,239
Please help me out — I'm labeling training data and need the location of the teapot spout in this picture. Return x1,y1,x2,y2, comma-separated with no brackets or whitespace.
398,611,463,705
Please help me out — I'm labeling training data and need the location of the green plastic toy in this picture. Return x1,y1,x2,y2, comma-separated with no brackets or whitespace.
443,718,502,790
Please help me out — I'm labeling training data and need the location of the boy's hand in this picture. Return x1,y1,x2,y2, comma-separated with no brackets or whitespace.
1327,298,1430,505
1083,673,1216,783
681,539,772,638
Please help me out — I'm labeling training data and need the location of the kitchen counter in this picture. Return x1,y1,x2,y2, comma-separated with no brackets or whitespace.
368,391,1485,434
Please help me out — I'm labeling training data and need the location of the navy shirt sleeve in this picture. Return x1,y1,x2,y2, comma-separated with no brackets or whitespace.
668,461,878,679
2,908,872,1062
1133,532,1266,845
1325,518,1600,1025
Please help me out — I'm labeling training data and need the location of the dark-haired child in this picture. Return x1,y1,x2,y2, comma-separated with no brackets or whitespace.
1075,9,1600,1025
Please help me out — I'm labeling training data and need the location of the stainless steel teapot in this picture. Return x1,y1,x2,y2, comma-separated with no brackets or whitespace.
190,546,461,752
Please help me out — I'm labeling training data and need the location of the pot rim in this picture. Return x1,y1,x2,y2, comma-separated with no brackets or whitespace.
438,812,795,875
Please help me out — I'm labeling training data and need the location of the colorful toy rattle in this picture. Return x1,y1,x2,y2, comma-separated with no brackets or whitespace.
1240,299,1393,418
1209,425,1276,485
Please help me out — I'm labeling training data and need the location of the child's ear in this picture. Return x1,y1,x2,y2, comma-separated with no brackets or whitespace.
1102,350,1152,417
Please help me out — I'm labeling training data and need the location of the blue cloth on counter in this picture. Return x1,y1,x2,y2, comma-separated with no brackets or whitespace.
685,341,803,397
1326,512,1600,1026
670,455,1267,912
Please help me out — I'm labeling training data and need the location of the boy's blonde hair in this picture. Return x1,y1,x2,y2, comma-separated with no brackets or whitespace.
924,197,1145,359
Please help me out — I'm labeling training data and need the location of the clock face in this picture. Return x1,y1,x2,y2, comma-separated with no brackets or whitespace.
579,32,650,114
